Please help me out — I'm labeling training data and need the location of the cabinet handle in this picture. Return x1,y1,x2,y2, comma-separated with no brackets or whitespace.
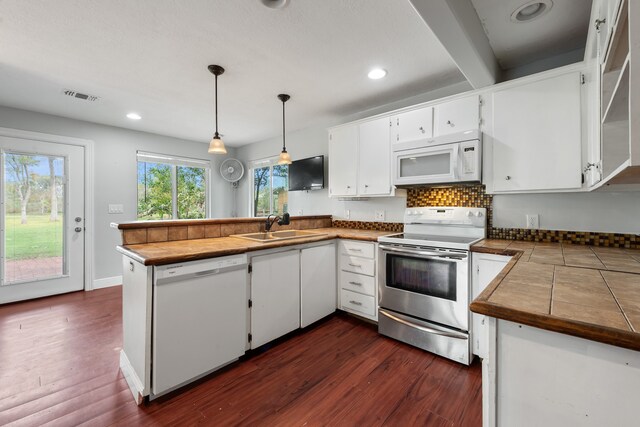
419,126,425,134
346,185,351,189
447,120,454,126
349,300,363,306
595,18,606,31
348,281,362,286
505,176,511,181
364,184,369,188
348,248,362,252
348,263,362,268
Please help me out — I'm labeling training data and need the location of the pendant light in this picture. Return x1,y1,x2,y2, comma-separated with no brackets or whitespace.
207,64,227,154
277,93,292,165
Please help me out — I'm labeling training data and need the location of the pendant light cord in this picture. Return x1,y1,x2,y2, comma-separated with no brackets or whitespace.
214,74,219,136
282,99,286,151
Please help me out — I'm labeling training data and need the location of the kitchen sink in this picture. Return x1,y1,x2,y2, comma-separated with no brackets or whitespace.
231,230,327,242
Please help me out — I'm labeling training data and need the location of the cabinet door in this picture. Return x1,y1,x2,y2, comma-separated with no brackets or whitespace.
394,106,433,144
250,250,300,348
328,125,358,197
434,95,480,137
492,72,583,192
358,117,392,196
472,253,511,358
300,244,337,328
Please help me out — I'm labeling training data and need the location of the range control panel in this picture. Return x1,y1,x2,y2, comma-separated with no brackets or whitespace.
404,207,486,227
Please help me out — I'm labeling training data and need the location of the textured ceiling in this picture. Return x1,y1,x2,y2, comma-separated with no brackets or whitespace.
471,0,592,70
0,0,464,146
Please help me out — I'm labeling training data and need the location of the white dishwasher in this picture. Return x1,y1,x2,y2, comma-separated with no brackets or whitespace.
152,253,248,397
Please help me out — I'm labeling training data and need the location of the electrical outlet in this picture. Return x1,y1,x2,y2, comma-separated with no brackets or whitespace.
375,210,385,221
345,209,350,220
108,204,124,214
526,214,539,229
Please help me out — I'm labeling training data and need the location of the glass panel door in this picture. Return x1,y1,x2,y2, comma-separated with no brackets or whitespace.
0,135,85,304
3,153,66,284
386,254,457,301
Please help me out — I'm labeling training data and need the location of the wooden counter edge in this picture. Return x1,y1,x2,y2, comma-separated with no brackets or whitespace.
112,215,333,230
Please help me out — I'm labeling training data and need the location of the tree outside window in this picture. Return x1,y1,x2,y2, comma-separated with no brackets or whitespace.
137,153,209,220
252,160,288,217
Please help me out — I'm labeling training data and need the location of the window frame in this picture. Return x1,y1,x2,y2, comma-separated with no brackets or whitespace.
248,157,289,218
136,151,211,220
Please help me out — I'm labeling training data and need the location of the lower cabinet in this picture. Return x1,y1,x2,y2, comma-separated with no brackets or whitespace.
250,250,300,349
471,252,511,358
337,240,378,321
300,243,337,328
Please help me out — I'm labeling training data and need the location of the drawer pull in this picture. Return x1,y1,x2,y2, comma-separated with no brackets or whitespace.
349,300,363,306
348,263,362,268
348,248,362,252
348,281,362,286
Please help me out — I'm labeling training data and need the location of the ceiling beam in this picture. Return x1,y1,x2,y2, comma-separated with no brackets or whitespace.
408,0,501,88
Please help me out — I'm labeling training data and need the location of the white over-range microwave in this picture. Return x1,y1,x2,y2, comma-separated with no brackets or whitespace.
392,130,482,186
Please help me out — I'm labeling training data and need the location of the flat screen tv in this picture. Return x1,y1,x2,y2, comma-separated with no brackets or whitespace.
289,155,324,191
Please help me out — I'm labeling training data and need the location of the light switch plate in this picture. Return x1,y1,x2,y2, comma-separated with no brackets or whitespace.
345,209,350,220
109,204,124,214
375,210,385,221
526,214,539,229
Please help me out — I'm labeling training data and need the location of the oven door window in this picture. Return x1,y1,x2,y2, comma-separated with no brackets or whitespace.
386,254,457,301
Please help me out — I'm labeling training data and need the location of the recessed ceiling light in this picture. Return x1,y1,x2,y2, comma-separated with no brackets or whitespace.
368,68,387,80
261,0,288,9
510,0,552,23
126,112,142,120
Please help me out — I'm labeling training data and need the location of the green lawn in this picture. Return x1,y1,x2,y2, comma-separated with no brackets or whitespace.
5,214,63,260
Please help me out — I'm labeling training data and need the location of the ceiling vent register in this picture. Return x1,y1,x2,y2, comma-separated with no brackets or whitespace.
62,89,100,102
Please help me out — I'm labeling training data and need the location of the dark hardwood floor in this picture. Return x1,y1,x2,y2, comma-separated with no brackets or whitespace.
0,287,482,426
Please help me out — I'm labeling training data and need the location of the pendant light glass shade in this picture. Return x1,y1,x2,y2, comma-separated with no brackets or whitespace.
277,93,292,165
208,64,227,155
208,134,227,154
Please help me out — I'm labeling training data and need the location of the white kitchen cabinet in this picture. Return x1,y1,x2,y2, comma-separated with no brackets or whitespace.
329,118,394,198
358,117,392,196
471,253,511,359
328,124,358,197
434,94,480,137
250,250,300,348
337,240,378,322
393,105,433,144
300,243,337,328
491,71,583,192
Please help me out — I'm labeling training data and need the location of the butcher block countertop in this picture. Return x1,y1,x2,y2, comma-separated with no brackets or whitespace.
117,227,392,266
470,239,640,351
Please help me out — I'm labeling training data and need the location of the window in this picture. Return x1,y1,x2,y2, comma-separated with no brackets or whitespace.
137,152,210,220
250,158,288,217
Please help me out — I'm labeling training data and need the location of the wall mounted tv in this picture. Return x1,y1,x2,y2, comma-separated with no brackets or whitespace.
289,155,325,191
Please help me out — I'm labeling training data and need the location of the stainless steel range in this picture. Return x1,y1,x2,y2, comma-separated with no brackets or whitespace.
377,206,486,365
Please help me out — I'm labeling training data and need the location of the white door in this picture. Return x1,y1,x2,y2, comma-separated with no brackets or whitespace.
394,106,433,144
328,125,358,197
358,117,391,196
0,136,85,304
300,243,336,328
250,250,300,348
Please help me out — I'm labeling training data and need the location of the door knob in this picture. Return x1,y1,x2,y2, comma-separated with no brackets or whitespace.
75,217,82,222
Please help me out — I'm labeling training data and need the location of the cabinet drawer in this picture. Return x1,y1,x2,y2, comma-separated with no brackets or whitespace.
340,254,375,276
340,271,375,296
339,240,375,259
340,289,376,317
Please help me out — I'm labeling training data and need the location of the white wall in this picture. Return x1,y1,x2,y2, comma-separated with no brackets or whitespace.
0,106,237,283
493,191,640,234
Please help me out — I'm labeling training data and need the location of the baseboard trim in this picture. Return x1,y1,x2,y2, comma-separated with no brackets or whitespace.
93,275,122,289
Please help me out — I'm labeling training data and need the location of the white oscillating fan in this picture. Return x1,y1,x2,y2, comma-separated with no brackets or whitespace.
220,158,245,184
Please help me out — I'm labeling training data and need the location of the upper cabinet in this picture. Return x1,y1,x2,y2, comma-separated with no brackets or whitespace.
490,71,583,193
394,106,433,145
328,117,394,198
597,0,640,185
433,95,480,137
328,125,358,197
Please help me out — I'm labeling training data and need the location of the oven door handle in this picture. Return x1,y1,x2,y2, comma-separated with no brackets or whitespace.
379,309,468,340
379,245,467,260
